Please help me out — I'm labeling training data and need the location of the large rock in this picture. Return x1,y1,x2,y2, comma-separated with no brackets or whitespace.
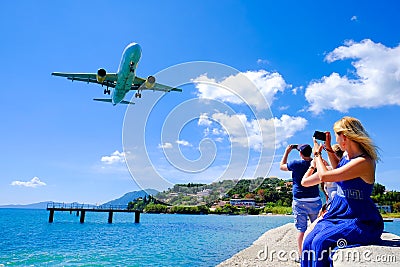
216,223,400,267
332,232,400,266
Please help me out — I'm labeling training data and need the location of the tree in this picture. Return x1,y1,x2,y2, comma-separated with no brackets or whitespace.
372,183,386,196
257,189,265,198
145,203,168,213
393,202,400,213
245,193,255,199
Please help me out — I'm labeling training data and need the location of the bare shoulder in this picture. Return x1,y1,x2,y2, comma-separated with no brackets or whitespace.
324,156,375,183
351,156,375,184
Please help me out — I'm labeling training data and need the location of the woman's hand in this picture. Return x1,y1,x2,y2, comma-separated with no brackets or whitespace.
313,138,323,155
310,158,317,168
325,132,332,150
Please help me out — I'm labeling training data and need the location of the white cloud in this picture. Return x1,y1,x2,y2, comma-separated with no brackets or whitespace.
210,113,307,151
305,39,400,114
257,59,269,65
351,15,358,21
193,70,290,111
198,113,212,126
198,114,227,137
278,105,289,111
11,177,46,188
203,127,210,136
158,142,173,149
214,137,224,143
176,140,192,147
272,114,308,147
212,127,227,136
101,150,126,165
291,85,303,95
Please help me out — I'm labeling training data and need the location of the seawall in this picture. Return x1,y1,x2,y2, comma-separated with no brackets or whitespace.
216,223,400,267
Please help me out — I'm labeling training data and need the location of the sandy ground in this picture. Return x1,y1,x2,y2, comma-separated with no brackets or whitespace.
216,223,400,267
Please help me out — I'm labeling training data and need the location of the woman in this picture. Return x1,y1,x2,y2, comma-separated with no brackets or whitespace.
301,116,383,267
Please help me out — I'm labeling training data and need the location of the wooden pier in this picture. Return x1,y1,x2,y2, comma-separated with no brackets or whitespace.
47,202,141,224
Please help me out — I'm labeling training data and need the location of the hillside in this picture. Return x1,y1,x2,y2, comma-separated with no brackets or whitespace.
102,189,159,206
155,177,292,206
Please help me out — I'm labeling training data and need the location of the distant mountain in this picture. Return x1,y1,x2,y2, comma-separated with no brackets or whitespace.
0,201,51,209
102,189,159,206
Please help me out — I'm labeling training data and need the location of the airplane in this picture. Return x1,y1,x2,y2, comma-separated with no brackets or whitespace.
52,42,182,105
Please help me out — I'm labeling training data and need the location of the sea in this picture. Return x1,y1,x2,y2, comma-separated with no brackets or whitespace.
0,209,399,267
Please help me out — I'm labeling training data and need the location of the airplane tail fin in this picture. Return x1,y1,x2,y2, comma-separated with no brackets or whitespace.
93,98,135,105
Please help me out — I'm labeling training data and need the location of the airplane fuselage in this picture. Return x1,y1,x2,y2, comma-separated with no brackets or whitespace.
112,43,142,105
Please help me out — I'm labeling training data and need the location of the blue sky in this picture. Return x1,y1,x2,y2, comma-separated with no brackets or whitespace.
1,0,400,205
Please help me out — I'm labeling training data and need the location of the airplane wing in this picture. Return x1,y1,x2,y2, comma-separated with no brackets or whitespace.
93,98,135,105
132,76,182,92
52,72,118,88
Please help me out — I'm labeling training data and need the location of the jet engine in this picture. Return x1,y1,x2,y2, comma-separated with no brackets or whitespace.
96,68,107,83
144,75,156,89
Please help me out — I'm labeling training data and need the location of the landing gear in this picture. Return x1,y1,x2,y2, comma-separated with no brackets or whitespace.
135,92,142,98
104,89,111,95
130,61,135,72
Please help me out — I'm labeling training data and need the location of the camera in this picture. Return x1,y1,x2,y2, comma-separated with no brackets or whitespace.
290,144,298,149
313,131,326,141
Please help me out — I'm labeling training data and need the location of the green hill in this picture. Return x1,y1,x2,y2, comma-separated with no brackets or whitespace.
154,177,292,206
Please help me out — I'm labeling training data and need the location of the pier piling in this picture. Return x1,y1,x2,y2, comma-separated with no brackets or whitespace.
108,211,113,223
80,210,86,223
135,210,140,223
48,209,54,223
46,203,140,224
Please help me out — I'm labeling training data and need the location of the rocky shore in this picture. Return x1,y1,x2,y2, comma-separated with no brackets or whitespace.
216,223,400,267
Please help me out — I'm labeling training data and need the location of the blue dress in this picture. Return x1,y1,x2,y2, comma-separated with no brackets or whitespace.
301,156,384,267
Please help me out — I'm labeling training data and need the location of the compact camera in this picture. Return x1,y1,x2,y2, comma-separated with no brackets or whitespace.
313,131,326,141
290,144,298,149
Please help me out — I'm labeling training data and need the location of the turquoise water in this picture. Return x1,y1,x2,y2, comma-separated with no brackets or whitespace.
382,218,400,236
1,209,399,266
0,209,294,266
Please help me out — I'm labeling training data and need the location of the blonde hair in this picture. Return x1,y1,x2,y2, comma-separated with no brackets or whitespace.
332,144,344,159
333,116,380,161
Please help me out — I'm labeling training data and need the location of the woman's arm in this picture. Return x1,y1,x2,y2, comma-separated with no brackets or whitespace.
316,155,375,184
301,160,332,187
301,171,321,187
